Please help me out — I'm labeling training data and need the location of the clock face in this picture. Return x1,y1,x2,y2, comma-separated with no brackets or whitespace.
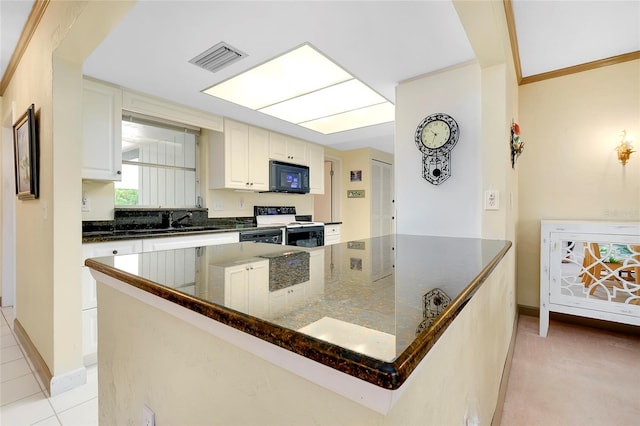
421,120,451,149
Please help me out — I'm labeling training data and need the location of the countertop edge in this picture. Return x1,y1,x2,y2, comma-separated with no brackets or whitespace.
85,239,512,390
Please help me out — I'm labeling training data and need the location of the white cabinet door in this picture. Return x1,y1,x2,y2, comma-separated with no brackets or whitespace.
247,126,269,191
307,143,324,194
269,132,307,165
247,260,269,317
210,120,269,191
222,259,269,316
225,264,250,313
82,79,122,181
225,120,250,189
142,232,239,251
324,224,341,245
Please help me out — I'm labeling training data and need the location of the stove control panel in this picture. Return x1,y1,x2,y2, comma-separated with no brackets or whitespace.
254,206,296,216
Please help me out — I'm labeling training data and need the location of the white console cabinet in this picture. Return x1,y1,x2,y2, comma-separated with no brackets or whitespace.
540,220,640,336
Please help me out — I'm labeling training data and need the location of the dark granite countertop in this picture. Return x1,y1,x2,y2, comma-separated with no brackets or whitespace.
85,234,511,389
81,224,278,243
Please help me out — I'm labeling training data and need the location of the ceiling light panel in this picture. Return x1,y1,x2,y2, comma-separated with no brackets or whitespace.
258,79,387,124
203,44,352,109
300,103,395,134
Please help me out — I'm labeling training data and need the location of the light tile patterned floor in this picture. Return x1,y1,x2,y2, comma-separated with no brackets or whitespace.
500,315,640,426
0,307,98,426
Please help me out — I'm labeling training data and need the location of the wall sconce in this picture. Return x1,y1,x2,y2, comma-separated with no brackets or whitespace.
616,130,634,166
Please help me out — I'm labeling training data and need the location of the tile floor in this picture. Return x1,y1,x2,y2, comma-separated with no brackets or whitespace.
2,308,639,425
0,307,98,426
500,315,640,426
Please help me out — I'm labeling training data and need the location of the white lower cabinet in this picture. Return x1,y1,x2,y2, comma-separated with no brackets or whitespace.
324,224,341,245
81,239,143,365
82,231,239,365
209,259,270,317
269,249,324,317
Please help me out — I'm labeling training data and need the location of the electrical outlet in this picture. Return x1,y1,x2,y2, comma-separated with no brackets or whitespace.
143,405,155,426
239,197,244,209
213,200,224,211
484,190,499,210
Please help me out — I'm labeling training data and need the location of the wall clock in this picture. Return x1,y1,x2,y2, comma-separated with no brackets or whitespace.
414,113,459,185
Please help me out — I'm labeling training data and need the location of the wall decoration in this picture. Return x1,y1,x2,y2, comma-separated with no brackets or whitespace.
510,120,525,169
350,170,362,181
347,190,365,198
13,104,39,200
347,241,365,250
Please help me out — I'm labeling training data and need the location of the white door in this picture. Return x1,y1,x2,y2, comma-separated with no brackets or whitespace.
371,160,393,237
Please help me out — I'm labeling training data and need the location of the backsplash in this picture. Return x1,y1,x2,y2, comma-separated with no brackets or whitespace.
82,209,258,234
114,208,208,230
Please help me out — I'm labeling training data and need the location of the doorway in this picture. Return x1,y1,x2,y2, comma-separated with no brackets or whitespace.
314,157,341,223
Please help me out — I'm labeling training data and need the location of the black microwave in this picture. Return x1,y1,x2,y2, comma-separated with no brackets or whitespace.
269,160,310,194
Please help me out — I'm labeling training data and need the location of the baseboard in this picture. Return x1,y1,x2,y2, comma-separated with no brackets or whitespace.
13,318,53,396
13,319,87,397
491,311,519,426
518,304,640,336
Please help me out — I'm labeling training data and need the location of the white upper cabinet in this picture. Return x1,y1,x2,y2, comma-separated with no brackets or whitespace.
269,132,307,165
306,143,324,194
82,79,122,181
209,119,269,191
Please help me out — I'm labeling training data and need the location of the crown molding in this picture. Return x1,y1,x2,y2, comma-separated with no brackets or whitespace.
520,51,640,85
0,0,50,96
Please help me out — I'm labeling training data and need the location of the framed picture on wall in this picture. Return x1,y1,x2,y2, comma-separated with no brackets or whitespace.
13,104,39,200
350,170,362,182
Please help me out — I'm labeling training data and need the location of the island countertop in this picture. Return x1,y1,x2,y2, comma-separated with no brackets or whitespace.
85,234,511,390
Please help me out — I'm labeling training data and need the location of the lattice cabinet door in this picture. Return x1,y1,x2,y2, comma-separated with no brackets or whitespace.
540,221,640,336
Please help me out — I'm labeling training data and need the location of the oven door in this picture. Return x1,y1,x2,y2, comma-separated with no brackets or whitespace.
286,226,324,247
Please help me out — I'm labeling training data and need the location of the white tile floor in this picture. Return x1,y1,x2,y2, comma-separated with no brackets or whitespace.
0,307,98,426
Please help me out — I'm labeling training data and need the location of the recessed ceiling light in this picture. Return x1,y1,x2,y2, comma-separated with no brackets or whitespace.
202,43,394,133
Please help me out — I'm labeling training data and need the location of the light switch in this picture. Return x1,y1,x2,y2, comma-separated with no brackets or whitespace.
82,193,91,212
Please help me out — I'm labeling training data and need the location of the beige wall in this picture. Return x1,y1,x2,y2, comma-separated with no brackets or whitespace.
517,60,640,307
1,1,133,379
340,148,393,242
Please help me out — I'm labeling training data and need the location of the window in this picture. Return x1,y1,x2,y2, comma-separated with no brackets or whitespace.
116,114,200,207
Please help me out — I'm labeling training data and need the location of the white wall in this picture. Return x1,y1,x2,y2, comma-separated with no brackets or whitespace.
395,62,482,238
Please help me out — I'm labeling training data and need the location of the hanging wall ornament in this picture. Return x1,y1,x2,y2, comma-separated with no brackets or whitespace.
510,120,525,168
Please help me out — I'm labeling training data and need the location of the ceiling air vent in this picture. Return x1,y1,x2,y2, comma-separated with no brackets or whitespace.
189,42,246,73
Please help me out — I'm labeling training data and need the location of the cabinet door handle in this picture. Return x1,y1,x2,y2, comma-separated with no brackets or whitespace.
116,171,121,175
112,250,118,254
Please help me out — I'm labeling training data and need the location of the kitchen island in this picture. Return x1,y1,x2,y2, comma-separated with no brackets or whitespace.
86,234,513,425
